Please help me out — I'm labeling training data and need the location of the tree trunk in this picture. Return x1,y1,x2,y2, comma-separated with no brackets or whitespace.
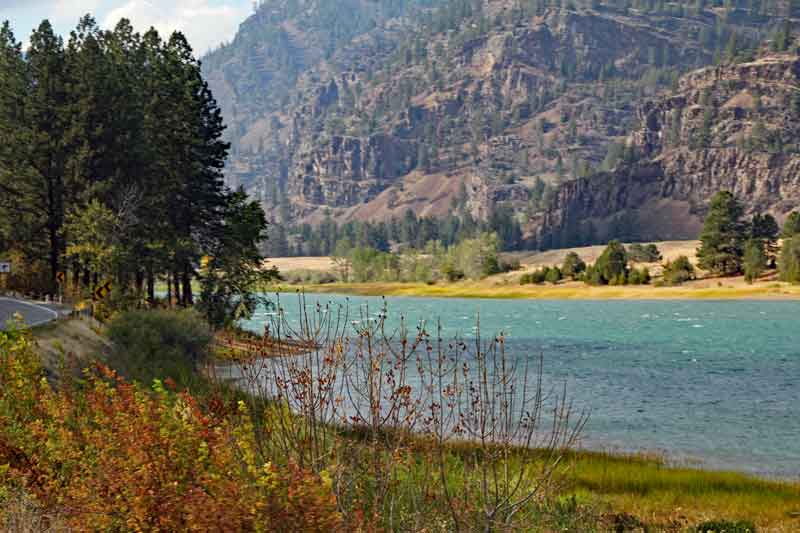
182,267,193,306
48,222,59,292
147,270,155,306
166,272,172,307
173,272,182,307
135,270,144,299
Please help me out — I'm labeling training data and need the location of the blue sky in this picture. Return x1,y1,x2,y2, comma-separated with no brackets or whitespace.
1,0,252,54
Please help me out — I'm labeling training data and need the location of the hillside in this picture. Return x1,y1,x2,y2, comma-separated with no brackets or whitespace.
202,0,797,248
533,49,800,247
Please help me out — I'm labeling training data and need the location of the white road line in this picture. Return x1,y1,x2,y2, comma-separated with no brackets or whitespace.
0,297,60,327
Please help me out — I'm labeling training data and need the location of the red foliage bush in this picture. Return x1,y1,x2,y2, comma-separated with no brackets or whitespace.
0,325,341,531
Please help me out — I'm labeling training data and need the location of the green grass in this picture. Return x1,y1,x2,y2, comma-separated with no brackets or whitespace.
561,450,800,529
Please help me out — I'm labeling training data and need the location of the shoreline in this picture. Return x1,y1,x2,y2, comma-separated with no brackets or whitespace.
269,280,800,300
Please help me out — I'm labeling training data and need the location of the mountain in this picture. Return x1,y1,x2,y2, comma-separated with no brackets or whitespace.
533,48,800,248
202,0,797,248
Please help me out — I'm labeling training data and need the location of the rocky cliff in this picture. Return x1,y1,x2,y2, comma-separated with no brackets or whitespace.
533,51,800,247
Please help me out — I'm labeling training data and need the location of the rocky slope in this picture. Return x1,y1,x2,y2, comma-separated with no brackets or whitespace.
202,0,796,245
532,50,800,247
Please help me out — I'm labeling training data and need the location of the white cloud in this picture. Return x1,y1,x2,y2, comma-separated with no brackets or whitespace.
5,0,248,54
52,0,104,26
102,0,248,55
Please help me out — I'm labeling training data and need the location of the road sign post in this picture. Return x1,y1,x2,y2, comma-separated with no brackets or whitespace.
0,262,10,293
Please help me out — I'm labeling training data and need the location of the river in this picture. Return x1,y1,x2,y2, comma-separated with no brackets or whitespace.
237,293,800,478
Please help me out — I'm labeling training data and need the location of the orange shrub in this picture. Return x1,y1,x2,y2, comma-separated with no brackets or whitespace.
0,324,341,531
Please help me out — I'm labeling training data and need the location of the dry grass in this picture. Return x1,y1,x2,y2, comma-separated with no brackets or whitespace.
270,239,800,300
264,256,335,272
31,318,111,382
505,240,702,272
0,491,69,533
275,279,800,300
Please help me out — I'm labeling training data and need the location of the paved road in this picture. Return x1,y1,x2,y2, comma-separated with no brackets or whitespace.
0,297,61,329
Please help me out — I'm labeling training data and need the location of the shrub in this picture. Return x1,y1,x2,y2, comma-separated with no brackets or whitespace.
694,519,756,532
627,243,662,263
545,266,563,284
499,258,522,272
521,266,561,285
562,252,586,280
282,270,338,284
107,309,213,385
662,256,696,286
0,323,342,531
628,267,651,285
608,272,627,286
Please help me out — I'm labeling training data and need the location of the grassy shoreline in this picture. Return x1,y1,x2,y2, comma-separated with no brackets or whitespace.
25,318,800,530
270,280,800,300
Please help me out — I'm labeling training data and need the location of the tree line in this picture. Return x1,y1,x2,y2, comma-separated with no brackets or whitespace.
520,191,800,288
0,17,269,326
269,204,524,257
697,191,800,283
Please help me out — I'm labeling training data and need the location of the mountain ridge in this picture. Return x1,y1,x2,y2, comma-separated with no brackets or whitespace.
201,0,797,249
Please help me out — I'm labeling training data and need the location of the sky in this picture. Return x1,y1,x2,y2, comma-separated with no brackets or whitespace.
1,0,252,55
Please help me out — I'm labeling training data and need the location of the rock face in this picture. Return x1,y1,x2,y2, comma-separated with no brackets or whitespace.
533,53,800,247
202,0,795,243
290,134,418,207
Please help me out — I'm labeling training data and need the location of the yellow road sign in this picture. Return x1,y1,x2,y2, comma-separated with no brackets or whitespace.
56,271,66,284
92,281,112,302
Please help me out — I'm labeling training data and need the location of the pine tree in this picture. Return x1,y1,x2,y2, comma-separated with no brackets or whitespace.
778,235,800,283
595,240,628,284
561,251,586,280
697,191,746,276
0,22,31,257
743,239,767,283
781,211,800,238
25,21,69,285
749,213,779,263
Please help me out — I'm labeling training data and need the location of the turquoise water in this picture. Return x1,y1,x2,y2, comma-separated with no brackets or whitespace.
241,294,800,478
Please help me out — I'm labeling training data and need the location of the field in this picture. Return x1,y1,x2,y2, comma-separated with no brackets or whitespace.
265,256,336,272
267,240,800,300
272,278,800,299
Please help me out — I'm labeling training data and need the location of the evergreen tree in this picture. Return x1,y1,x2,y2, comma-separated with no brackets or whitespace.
0,18,270,322
743,239,767,283
781,211,800,238
561,251,586,280
697,191,746,276
778,235,800,283
594,240,628,284
25,21,69,285
749,213,779,263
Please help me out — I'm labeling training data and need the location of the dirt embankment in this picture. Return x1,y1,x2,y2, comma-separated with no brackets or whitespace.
32,319,111,384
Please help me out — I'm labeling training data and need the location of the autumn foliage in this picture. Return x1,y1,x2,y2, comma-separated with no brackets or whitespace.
0,323,341,531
